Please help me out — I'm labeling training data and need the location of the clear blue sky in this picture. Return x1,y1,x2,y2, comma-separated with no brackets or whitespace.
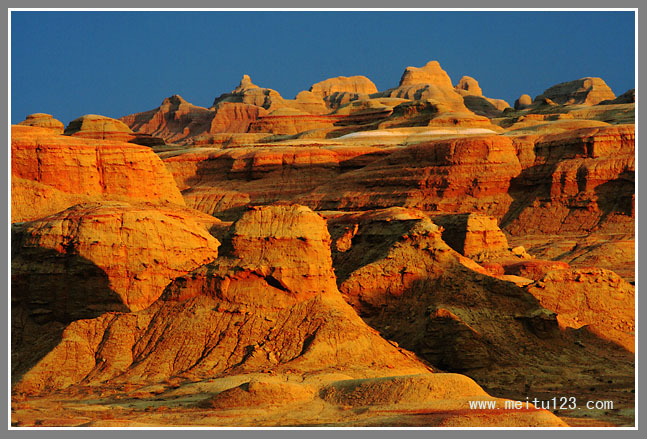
11,11,635,125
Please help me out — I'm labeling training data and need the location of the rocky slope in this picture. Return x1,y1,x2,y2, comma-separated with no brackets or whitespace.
323,208,634,423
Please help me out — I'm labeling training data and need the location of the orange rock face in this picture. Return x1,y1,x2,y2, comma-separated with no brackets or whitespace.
303,135,522,216
13,205,430,394
209,102,268,133
12,201,221,315
65,114,165,146
64,114,133,140
10,60,635,427
526,268,635,352
455,76,483,96
161,144,393,219
432,213,510,259
310,75,378,98
11,125,184,222
308,75,378,109
503,125,635,235
502,260,570,280
248,108,340,135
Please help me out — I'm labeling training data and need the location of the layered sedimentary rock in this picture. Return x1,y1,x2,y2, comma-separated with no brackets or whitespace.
247,107,339,135
13,205,430,394
310,75,378,98
120,95,215,144
503,124,635,235
209,102,268,133
526,268,635,352
64,114,165,146
534,77,616,106
308,75,378,109
212,74,286,111
376,99,494,129
12,201,221,316
161,144,393,219
302,135,522,216
432,213,510,259
64,114,134,139
11,125,184,222
325,208,634,409
18,113,64,134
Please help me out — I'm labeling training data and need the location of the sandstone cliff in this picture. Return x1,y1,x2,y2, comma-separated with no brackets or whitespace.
11,125,184,222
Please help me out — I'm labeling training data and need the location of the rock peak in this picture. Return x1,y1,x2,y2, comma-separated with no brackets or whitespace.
399,60,453,88
161,94,188,107
234,74,258,92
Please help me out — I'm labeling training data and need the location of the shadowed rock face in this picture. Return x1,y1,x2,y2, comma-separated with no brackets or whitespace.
325,208,633,419
12,202,222,313
12,205,432,395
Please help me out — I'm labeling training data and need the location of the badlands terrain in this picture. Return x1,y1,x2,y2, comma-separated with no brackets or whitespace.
11,60,635,427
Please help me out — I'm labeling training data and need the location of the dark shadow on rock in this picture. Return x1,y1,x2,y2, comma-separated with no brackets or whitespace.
11,239,128,384
462,95,504,118
328,219,420,286
346,262,633,409
594,171,635,219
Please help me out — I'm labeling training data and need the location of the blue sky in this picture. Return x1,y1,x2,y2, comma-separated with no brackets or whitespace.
11,11,635,125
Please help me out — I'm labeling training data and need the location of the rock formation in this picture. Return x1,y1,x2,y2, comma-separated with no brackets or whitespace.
120,95,215,144
212,74,286,111
526,268,635,352
209,102,268,133
161,144,393,219
18,113,64,133
399,60,454,88
514,94,533,110
13,205,429,394
324,207,633,406
11,59,635,427
308,75,378,109
12,201,221,316
64,114,165,146
11,125,184,222
601,88,635,105
302,135,522,217
534,77,616,106
455,76,483,96
503,124,635,235
432,213,510,260
310,75,378,98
